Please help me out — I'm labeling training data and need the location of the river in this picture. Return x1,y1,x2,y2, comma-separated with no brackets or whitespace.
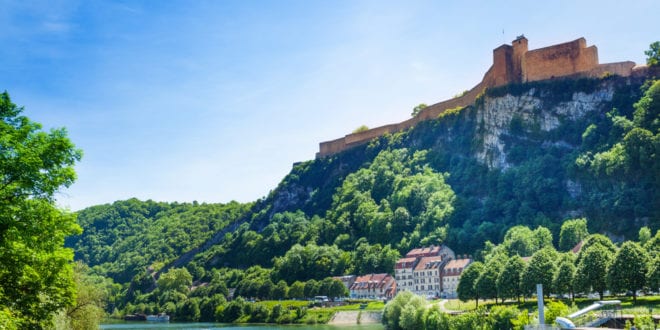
100,322,384,330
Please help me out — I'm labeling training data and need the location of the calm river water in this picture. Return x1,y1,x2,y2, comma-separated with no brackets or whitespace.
100,323,384,330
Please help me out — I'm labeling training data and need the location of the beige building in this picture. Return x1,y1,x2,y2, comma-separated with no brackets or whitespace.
349,273,395,299
395,245,455,297
394,257,417,294
440,258,472,298
412,256,446,297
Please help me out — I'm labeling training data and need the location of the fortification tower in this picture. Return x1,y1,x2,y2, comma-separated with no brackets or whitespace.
512,35,528,82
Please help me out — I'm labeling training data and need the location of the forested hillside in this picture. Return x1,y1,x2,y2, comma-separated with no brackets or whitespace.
68,73,659,318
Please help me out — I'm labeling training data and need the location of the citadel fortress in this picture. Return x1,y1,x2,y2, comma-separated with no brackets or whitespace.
316,36,642,158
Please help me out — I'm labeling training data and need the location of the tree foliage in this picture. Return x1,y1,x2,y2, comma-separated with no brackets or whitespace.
497,255,524,302
520,248,557,297
607,241,649,302
646,41,660,67
457,261,484,306
575,243,613,299
559,218,589,252
0,92,82,328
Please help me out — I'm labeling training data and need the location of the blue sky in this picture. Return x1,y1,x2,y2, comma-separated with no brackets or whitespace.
1,0,658,210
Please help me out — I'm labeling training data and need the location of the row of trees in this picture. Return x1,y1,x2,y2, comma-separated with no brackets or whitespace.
121,266,348,322
383,290,657,330
457,223,660,306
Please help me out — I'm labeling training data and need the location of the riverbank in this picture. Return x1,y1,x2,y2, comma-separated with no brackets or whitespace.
328,311,382,325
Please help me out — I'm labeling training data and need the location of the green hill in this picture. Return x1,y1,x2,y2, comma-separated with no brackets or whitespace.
66,73,659,318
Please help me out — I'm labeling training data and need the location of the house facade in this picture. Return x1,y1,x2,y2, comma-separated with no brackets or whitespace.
413,256,446,297
349,273,395,299
440,258,472,298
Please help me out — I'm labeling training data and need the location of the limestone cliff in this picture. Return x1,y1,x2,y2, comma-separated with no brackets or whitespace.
476,84,615,169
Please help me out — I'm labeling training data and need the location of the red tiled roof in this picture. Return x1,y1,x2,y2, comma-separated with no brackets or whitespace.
442,258,472,275
350,273,393,290
414,256,444,271
406,246,441,258
395,257,418,269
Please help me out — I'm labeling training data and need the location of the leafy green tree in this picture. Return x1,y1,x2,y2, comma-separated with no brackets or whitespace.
532,226,553,251
489,305,522,330
288,281,305,299
576,234,616,264
545,300,569,325
382,291,425,330
647,256,660,292
200,294,225,322
424,304,450,330
0,92,82,328
177,298,201,322
553,255,576,300
157,268,192,293
457,261,484,307
502,226,536,257
521,248,557,297
476,260,501,303
607,241,649,302
328,279,348,299
303,279,318,299
645,230,660,258
559,218,589,251
411,103,428,117
55,262,107,330
497,255,525,302
576,244,613,299
353,125,369,133
645,41,660,67
272,280,288,300
639,226,652,245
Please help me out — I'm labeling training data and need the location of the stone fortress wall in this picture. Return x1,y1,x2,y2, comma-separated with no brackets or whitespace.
317,36,640,158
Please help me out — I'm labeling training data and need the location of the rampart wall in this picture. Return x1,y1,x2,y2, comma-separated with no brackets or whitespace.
316,37,638,158
523,38,598,82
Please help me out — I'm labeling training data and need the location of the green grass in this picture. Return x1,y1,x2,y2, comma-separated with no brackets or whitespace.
254,300,309,309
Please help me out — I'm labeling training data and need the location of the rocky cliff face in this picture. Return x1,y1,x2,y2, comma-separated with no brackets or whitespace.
475,85,615,169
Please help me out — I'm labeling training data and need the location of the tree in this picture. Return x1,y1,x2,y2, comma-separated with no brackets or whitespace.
303,279,318,299
57,262,106,330
328,279,348,299
575,244,613,300
0,92,82,328
503,226,536,257
353,125,369,134
157,268,193,293
532,226,553,251
457,262,484,307
576,234,616,264
476,260,501,303
648,256,660,293
645,41,660,67
272,280,288,300
639,227,652,246
411,103,428,117
558,218,589,251
382,291,425,330
497,255,525,303
553,255,576,300
607,241,649,303
521,248,557,297
288,281,305,299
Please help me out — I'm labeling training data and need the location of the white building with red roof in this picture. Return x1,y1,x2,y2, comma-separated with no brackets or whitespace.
405,245,455,259
394,257,417,294
395,245,456,297
440,258,472,298
413,256,447,297
349,273,395,299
